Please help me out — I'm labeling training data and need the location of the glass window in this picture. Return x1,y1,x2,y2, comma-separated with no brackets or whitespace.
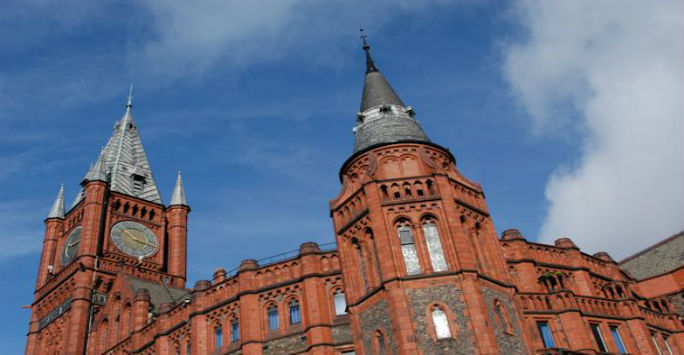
376,332,386,355
268,305,279,331
652,332,663,355
398,225,421,275
334,289,347,315
610,326,627,354
422,221,448,272
289,299,301,325
537,321,555,348
431,307,451,339
354,242,369,291
186,341,191,355
231,319,239,343
214,326,222,349
590,324,606,352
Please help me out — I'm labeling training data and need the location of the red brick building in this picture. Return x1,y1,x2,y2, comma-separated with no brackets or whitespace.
26,39,684,355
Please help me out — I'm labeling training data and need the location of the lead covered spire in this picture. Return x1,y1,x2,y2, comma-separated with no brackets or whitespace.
47,184,65,219
74,87,162,205
170,171,188,206
353,29,429,153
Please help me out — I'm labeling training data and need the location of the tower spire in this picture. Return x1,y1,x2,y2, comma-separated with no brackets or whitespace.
47,184,65,219
170,171,188,206
126,84,133,109
359,28,378,73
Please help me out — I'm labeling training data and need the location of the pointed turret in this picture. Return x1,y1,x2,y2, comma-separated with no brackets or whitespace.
47,185,65,219
85,149,109,182
170,171,188,206
353,30,430,153
73,87,162,205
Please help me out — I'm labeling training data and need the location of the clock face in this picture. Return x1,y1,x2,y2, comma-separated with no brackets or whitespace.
110,221,158,258
61,226,82,265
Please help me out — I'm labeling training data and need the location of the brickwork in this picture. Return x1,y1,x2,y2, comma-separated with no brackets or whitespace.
25,44,684,355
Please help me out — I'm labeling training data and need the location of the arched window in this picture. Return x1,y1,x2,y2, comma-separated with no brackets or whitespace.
432,307,451,339
289,299,301,325
174,341,180,355
397,223,421,275
186,339,191,355
352,239,369,291
267,304,279,331
333,289,347,316
422,219,447,272
493,300,512,334
375,330,387,355
231,318,240,343
214,325,223,349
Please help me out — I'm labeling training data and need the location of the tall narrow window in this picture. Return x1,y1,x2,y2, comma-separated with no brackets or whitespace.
663,335,673,355
397,224,421,275
431,307,451,339
652,332,663,355
231,319,239,343
186,340,191,355
353,240,369,291
334,289,347,316
537,321,555,348
590,323,606,352
289,299,301,325
423,220,447,272
610,326,627,354
214,326,223,349
376,331,386,355
268,305,279,331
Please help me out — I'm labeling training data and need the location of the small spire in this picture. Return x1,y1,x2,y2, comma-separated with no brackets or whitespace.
86,148,109,182
170,171,188,206
126,84,133,108
359,28,378,73
47,184,65,219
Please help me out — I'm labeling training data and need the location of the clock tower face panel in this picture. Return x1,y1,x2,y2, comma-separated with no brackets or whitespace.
61,226,82,266
110,221,159,258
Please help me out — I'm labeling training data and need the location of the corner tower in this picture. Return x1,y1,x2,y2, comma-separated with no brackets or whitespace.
330,33,531,355
26,90,190,355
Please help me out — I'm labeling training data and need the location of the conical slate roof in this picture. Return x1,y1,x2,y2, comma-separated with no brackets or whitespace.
352,33,429,153
74,92,162,205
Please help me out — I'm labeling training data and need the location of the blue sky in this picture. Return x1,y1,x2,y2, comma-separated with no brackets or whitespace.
1,1,682,352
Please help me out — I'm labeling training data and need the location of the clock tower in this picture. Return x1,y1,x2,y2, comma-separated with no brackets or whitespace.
25,90,190,355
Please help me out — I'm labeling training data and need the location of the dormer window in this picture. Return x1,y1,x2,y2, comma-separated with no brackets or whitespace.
379,105,392,113
131,174,146,193
356,113,365,123
406,106,416,118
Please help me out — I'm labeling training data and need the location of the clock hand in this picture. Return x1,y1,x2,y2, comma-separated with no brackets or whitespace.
67,240,79,248
124,230,154,247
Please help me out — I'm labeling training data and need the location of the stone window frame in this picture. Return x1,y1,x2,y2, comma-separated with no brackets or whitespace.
533,316,558,350
419,214,450,273
283,295,303,327
425,302,459,341
607,322,628,354
331,287,348,318
492,298,514,336
210,319,224,351
227,312,240,344
373,329,389,355
264,301,281,334
393,217,426,276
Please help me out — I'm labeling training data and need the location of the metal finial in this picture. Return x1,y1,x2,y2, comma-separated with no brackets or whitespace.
126,84,133,108
359,27,378,73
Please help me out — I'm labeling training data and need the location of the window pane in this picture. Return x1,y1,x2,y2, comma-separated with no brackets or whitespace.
398,227,414,244
186,341,191,355
432,308,451,339
401,245,421,275
334,291,347,315
215,326,222,348
663,335,673,355
423,223,447,272
610,326,626,354
590,324,606,352
231,320,239,342
537,322,555,348
289,301,301,325
377,333,386,355
268,307,279,330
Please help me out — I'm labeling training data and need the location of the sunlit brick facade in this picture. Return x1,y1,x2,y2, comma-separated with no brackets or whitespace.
26,40,684,355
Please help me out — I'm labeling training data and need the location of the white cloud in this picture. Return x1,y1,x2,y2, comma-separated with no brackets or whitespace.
503,0,684,258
